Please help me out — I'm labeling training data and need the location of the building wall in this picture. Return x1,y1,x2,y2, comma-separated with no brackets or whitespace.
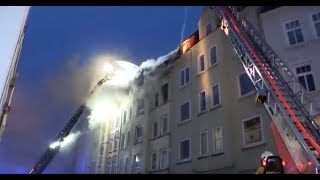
259,6,320,110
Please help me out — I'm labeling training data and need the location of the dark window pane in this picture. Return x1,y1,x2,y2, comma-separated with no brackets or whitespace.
306,74,316,92
180,102,190,122
287,31,296,45
295,29,304,43
298,76,307,90
185,67,190,83
155,93,159,107
290,21,295,28
161,83,168,104
295,20,300,27
200,91,206,111
180,70,185,86
315,22,320,37
285,23,290,30
213,85,220,105
205,23,212,35
153,122,158,138
162,117,168,134
180,140,190,160
210,46,217,65
239,73,255,96
301,66,306,73
296,67,301,74
306,65,311,72
313,14,318,21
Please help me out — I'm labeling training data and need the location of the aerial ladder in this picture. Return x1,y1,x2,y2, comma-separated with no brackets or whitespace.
211,6,320,174
29,74,111,174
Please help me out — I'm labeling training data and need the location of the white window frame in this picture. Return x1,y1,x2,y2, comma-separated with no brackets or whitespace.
198,53,205,74
237,72,255,98
209,45,218,67
241,114,265,148
120,133,126,150
159,148,168,170
151,152,158,170
135,125,143,144
199,130,209,156
282,18,304,47
212,126,224,154
205,22,212,36
211,82,221,107
179,137,191,162
311,11,320,38
160,115,169,135
295,63,317,92
153,120,159,139
107,157,112,174
179,100,191,123
133,154,142,174
179,66,191,88
198,90,207,112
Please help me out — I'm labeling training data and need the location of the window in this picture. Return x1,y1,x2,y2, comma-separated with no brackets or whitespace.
160,148,168,169
114,131,119,151
238,72,255,96
312,12,320,37
285,19,304,45
199,91,206,112
135,125,143,143
210,46,218,66
179,138,191,161
161,115,168,135
133,154,142,173
180,67,190,87
242,116,263,146
107,158,112,174
161,83,169,104
136,99,144,115
205,22,212,36
155,93,159,107
198,54,205,73
112,155,117,174
121,133,126,149
118,159,125,174
296,64,316,92
180,101,190,123
153,121,158,138
108,134,114,152
200,131,208,156
213,126,223,153
151,153,157,170
212,83,221,106
123,110,127,124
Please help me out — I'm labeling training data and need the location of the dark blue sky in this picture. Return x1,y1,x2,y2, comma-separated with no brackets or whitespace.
0,6,203,174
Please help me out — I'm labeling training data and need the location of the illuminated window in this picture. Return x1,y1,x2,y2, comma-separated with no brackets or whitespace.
238,72,255,96
213,126,223,153
199,91,206,112
312,12,320,37
285,19,304,45
198,54,205,73
133,154,142,173
296,64,316,92
242,116,263,146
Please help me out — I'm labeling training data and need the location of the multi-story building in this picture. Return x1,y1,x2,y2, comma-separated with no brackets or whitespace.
75,6,320,174
0,6,30,142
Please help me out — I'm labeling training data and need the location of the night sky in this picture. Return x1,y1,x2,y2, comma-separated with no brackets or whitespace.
0,6,203,174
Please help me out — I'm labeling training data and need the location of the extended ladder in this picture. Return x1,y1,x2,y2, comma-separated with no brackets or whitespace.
211,6,320,174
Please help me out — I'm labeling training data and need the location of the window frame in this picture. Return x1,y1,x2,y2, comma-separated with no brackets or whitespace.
198,53,205,74
198,90,207,112
199,130,209,156
205,22,212,36
133,154,142,174
179,66,191,88
159,148,168,170
209,45,218,67
151,152,158,170
212,126,224,154
311,11,320,38
135,125,143,144
179,100,191,123
282,18,304,46
237,72,255,98
179,137,191,162
241,114,265,148
161,115,169,135
211,82,221,107
295,63,316,92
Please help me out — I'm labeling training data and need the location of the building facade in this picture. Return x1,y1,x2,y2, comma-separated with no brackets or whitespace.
0,6,31,142
76,6,320,174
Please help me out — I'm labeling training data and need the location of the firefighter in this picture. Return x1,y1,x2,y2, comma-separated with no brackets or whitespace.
256,151,274,174
256,151,285,174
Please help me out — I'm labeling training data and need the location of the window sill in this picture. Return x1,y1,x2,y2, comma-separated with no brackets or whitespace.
197,70,206,77
150,132,170,141
177,158,192,165
149,167,169,173
179,82,191,89
152,101,170,112
178,119,191,127
209,62,218,69
197,110,208,117
211,152,224,157
238,91,255,100
134,140,143,146
197,154,210,160
286,41,307,49
241,141,266,151
210,104,222,111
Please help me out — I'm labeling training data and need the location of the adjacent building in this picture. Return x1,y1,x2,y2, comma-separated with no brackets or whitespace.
76,6,320,174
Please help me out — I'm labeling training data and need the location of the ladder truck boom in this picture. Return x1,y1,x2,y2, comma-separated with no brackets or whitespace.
29,75,111,174
211,6,320,174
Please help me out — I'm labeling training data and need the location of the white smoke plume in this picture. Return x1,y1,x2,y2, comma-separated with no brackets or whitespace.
180,7,188,44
